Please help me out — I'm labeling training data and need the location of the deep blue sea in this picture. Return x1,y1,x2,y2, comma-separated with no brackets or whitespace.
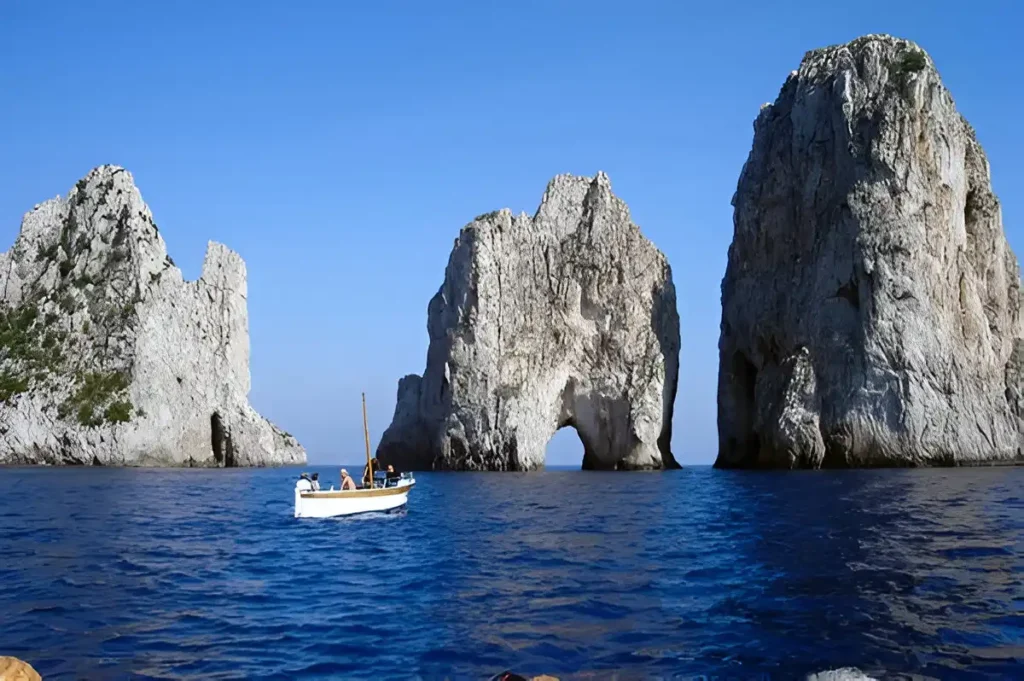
0,466,1022,680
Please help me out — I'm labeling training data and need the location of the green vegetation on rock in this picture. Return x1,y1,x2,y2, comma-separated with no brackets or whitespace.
59,371,132,426
104,399,133,423
474,210,501,222
0,303,64,402
0,370,29,402
889,47,928,91
36,243,58,262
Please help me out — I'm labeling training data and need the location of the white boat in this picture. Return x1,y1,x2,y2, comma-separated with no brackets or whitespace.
294,476,416,518
293,391,416,519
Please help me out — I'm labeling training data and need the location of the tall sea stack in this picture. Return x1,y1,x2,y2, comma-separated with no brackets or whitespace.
0,166,304,466
378,173,680,471
717,35,1023,468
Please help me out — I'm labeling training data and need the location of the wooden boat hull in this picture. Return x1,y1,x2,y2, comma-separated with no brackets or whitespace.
294,481,414,518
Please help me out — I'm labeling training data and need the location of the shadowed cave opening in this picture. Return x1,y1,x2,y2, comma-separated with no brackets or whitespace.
725,351,761,466
211,412,235,468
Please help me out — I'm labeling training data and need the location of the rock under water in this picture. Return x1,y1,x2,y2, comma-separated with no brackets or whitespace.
717,35,1024,468
378,172,679,471
0,166,305,466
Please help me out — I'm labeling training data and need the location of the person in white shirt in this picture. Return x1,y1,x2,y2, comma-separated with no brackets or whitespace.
340,469,357,490
295,473,313,493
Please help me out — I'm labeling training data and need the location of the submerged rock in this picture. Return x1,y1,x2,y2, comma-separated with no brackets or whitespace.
717,35,1024,468
378,173,679,471
0,166,304,466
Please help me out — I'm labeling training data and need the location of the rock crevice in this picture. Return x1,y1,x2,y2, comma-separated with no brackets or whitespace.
378,173,679,471
0,166,304,466
717,35,1023,468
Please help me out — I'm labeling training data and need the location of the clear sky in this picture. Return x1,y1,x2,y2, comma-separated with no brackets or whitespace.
1,1,1021,466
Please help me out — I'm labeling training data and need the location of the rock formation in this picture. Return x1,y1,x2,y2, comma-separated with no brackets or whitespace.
0,656,42,681
717,34,1024,468
805,670,878,681
0,166,305,466
377,172,679,471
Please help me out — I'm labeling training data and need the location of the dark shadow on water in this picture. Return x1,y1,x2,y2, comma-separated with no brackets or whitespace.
697,469,1024,679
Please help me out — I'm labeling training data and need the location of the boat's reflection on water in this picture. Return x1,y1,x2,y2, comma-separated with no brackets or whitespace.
326,507,408,522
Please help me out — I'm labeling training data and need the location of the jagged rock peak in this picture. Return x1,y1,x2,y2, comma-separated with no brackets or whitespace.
377,172,680,471
0,165,305,466
717,34,1022,469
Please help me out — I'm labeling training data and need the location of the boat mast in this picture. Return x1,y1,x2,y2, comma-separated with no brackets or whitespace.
362,392,372,487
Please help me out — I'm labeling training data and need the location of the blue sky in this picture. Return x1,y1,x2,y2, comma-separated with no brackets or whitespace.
1,1,1021,466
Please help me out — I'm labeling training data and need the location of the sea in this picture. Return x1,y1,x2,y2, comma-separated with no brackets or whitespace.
0,465,1021,680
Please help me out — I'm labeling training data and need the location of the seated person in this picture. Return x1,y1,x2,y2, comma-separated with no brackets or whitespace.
310,472,321,491
385,464,401,486
340,469,357,491
295,473,313,493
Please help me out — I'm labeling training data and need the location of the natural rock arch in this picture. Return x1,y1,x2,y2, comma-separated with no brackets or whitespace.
377,172,680,471
544,424,584,467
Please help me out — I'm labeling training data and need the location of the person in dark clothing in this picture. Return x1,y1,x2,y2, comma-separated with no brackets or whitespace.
362,457,379,488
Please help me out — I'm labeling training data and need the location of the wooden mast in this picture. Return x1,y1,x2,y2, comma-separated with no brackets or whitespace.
362,392,373,488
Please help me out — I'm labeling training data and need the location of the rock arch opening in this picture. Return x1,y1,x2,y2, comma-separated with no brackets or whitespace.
211,412,235,467
544,425,585,469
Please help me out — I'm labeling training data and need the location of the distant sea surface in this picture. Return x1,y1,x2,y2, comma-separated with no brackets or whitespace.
1,465,1022,680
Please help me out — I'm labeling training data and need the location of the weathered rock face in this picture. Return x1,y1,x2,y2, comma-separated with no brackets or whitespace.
0,166,305,466
717,35,1024,468
0,656,42,681
378,172,679,471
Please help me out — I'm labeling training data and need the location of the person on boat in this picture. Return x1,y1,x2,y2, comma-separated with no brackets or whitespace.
385,464,401,486
295,473,313,493
362,457,379,488
310,472,320,491
340,469,357,491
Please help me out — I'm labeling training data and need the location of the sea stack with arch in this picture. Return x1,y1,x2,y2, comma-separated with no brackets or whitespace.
0,165,304,466
717,35,1024,468
377,172,680,471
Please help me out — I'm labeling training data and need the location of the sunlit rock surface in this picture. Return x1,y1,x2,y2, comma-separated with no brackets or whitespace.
378,173,679,471
718,35,1024,468
0,656,42,681
0,166,304,466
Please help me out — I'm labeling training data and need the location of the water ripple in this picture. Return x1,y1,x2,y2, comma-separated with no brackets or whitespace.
0,466,1022,679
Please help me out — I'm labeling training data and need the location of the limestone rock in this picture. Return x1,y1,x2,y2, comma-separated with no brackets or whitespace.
0,166,305,466
717,35,1024,468
0,657,41,681
378,172,679,471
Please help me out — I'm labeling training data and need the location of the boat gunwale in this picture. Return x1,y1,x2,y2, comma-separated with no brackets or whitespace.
299,481,415,499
